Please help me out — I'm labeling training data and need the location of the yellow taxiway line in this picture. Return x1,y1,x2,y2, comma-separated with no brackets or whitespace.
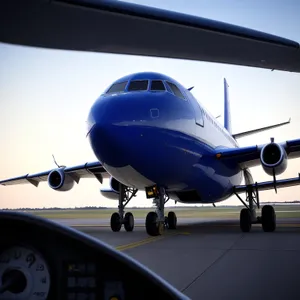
116,231,190,251
70,222,300,252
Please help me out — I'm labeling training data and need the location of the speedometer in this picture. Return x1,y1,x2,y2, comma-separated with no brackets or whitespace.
0,246,50,299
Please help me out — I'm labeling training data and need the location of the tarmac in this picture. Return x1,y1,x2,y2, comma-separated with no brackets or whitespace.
53,217,300,300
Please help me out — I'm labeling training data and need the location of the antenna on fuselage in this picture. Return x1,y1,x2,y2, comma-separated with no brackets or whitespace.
52,154,66,168
187,86,194,91
215,115,221,119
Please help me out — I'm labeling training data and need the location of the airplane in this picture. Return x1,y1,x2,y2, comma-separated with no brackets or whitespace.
0,0,300,238
2,2,300,299
1,69,300,237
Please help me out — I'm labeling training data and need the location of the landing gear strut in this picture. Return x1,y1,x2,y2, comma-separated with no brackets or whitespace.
145,187,177,236
235,183,276,233
110,184,138,232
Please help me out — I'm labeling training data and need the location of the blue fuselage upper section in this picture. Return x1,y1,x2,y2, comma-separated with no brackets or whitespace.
87,72,242,203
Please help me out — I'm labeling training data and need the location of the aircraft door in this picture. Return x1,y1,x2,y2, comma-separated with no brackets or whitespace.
188,92,204,127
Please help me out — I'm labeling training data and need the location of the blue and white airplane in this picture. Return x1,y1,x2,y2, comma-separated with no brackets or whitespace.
1,71,300,236
1,0,300,237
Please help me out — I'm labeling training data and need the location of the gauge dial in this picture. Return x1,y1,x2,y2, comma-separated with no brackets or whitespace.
0,246,50,299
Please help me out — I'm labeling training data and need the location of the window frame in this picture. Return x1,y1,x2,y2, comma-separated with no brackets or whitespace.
150,80,166,91
127,79,149,92
105,81,128,94
165,81,186,100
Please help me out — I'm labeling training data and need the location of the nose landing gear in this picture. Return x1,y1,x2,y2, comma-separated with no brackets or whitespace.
145,187,177,236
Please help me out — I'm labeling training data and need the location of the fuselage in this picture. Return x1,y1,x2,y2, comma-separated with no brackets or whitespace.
87,72,243,203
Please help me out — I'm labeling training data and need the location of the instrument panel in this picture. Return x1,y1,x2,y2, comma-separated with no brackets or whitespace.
0,212,189,300
0,243,126,300
0,246,51,299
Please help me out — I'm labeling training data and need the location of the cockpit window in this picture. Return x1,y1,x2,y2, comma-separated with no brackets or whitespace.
150,80,165,91
128,80,149,91
166,82,185,100
106,81,128,94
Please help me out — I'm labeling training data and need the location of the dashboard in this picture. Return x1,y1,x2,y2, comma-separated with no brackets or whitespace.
0,211,189,300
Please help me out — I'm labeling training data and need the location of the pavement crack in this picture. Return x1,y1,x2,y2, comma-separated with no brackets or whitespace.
181,234,244,293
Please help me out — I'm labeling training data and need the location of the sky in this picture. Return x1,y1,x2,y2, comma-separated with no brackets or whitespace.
0,0,300,209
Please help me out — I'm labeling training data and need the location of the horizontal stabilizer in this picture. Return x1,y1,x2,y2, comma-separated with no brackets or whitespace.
232,118,291,139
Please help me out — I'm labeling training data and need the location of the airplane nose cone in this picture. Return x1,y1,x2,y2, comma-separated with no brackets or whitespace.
87,93,152,167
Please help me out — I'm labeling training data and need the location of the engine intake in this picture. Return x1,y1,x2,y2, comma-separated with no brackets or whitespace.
260,142,287,176
48,168,75,191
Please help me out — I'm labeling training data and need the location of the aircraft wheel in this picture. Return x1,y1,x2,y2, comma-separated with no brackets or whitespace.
167,211,177,229
145,212,161,236
240,208,252,232
124,212,134,232
110,212,122,232
262,205,276,232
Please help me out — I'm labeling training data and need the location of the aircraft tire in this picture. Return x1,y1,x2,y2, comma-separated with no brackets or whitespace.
124,212,134,232
261,205,276,232
240,208,251,232
110,212,122,232
145,212,160,236
167,211,177,229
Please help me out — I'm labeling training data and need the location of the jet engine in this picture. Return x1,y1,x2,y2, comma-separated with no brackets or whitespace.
47,168,75,191
110,177,121,193
260,142,287,176
100,177,121,200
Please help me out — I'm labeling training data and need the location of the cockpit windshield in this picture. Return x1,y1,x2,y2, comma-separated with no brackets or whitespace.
166,81,186,100
128,80,149,91
150,80,165,91
106,81,128,94
105,78,169,95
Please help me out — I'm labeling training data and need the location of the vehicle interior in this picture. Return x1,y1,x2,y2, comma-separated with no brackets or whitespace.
0,211,189,299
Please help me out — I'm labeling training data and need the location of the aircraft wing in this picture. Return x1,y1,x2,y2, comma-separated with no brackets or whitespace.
0,0,299,72
0,161,109,187
234,174,300,194
215,138,300,169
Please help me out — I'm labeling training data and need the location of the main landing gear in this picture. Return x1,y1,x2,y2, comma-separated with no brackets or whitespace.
145,187,177,236
235,184,276,233
110,184,138,232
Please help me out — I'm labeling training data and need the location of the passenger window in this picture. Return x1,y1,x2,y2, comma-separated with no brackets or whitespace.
106,81,128,94
166,82,185,100
128,80,149,91
150,80,165,91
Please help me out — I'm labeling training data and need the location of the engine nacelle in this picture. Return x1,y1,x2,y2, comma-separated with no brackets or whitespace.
260,142,288,176
100,177,121,200
47,168,75,191
110,177,121,193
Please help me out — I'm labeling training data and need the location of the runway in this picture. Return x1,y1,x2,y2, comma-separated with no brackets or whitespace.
53,217,300,300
